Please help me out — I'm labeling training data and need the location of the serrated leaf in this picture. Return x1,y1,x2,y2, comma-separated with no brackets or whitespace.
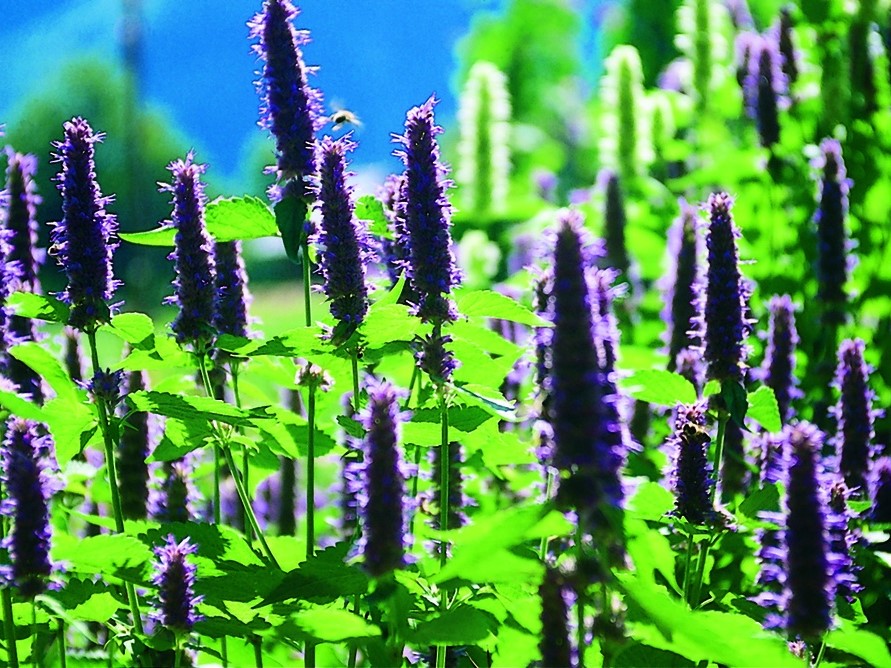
747,386,781,432
409,606,492,645
43,395,98,465
292,607,381,642
205,195,277,241
9,342,79,400
455,289,548,327
355,195,391,239
259,543,368,607
129,391,263,427
52,533,153,580
620,370,697,406
6,292,70,323
0,389,47,421
275,194,310,263
627,481,675,520
825,623,891,668
362,303,421,348
105,312,155,348
69,592,124,623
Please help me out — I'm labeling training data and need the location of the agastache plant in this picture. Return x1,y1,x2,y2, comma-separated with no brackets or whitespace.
702,192,749,385
775,6,799,88
394,96,460,325
50,117,120,332
833,339,879,494
669,403,713,525
152,534,203,634
456,61,512,215
813,139,851,325
312,135,372,329
869,457,891,523
745,36,785,149
249,0,324,200
539,567,572,668
163,154,216,348
599,169,632,282
213,240,251,339
118,367,152,520
1,418,53,599
761,295,800,424
359,380,409,577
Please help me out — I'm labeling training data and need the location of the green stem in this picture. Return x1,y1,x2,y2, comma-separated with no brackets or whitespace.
710,410,728,504
575,524,586,668
348,351,361,668
302,240,312,327
539,472,555,560
85,330,143,636
690,540,711,608
682,532,695,605
2,587,19,668
813,640,826,668
57,621,66,668
435,382,451,668
306,384,316,562
30,601,36,668
221,446,280,570
254,636,264,668
232,362,251,550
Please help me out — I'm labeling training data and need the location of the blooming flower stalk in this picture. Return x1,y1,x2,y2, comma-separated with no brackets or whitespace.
395,96,460,324
249,0,324,200
151,458,200,524
813,139,850,324
776,6,799,87
833,339,879,494
3,148,42,294
600,170,631,282
213,241,251,339
312,135,372,327
745,36,784,148
152,534,203,633
662,200,703,376
118,367,152,520
761,295,800,424
703,193,749,384
457,61,511,215
50,117,120,331
360,380,409,577
1,418,53,598
163,154,216,347
669,404,713,524
869,457,891,523
539,567,572,668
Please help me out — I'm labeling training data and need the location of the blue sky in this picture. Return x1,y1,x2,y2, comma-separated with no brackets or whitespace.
1,0,501,180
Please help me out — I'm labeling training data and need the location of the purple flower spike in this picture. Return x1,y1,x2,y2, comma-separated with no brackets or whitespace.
539,567,572,668
703,193,749,384
360,380,409,577
2,418,53,598
761,295,801,424
151,458,201,524
152,534,203,633
249,0,324,200
394,96,461,324
415,333,458,385
312,135,372,326
745,36,785,149
599,169,631,281
50,117,120,331
3,149,42,294
662,199,703,376
826,479,862,600
782,422,834,639
63,327,86,384
869,457,891,523
163,154,216,346
669,404,714,524
429,441,468,558
776,7,799,87
118,368,152,520
213,241,251,339
833,339,879,494
725,0,754,29
814,139,851,323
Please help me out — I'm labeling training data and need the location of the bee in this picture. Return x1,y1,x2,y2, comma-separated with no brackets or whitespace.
329,108,362,132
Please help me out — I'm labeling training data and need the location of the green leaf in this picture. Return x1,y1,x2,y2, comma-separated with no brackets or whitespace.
627,481,675,521
409,606,492,645
119,226,176,246
128,391,262,427
104,312,155,348
737,484,781,520
52,533,153,581
355,195,391,239
721,380,748,426
362,303,421,348
620,370,697,406
259,542,368,606
747,386,781,432
275,194,310,263
455,289,549,327
205,195,277,241
9,342,79,400
68,592,124,623
43,396,98,465
825,623,891,668
291,607,381,642
0,390,47,421
6,292,70,323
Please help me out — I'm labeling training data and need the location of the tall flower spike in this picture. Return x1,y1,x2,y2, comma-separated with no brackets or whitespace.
744,36,785,149
669,403,713,524
833,339,879,494
782,422,835,639
360,380,409,577
429,441,468,558
457,61,511,215
50,117,120,331
118,367,152,520
662,199,703,376
703,193,749,384
814,139,851,325
378,174,411,289
213,241,251,339
3,149,42,294
776,6,799,88
599,170,631,281
869,457,891,523
539,567,572,668
249,0,324,200
63,327,86,384
152,535,203,633
2,418,53,598
395,96,460,324
151,458,201,524
761,295,800,424
163,154,216,347
312,135,371,327
599,46,651,186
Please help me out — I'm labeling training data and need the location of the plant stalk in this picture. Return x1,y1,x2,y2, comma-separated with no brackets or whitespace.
85,330,143,635
3,587,19,668
347,349,362,668
302,240,312,327
306,383,316,562
710,409,728,504
435,381,451,668
576,524,586,668
221,446,280,570
57,621,66,668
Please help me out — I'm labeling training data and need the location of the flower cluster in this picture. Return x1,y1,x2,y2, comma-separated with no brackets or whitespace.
761,295,800,424
213,241,251,339
152,534,203,633
813,139,850,323
668,403,713,525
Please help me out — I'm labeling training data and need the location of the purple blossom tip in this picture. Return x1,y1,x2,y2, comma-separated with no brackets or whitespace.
394,96,461,324
50,117,120,331
744,36,785,148
415,332,458,385
152,534,203,633
249,0,324,199
669,403,714,524
312,135,372,326
662,199,703,375
163,154,216,346
89,367,124,407
3,148,43,295
761,295,800,424
833,338,879,494
814,138,851,322
213,240,251,339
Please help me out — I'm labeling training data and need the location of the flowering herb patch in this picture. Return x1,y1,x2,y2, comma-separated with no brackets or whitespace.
2,0,891,666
